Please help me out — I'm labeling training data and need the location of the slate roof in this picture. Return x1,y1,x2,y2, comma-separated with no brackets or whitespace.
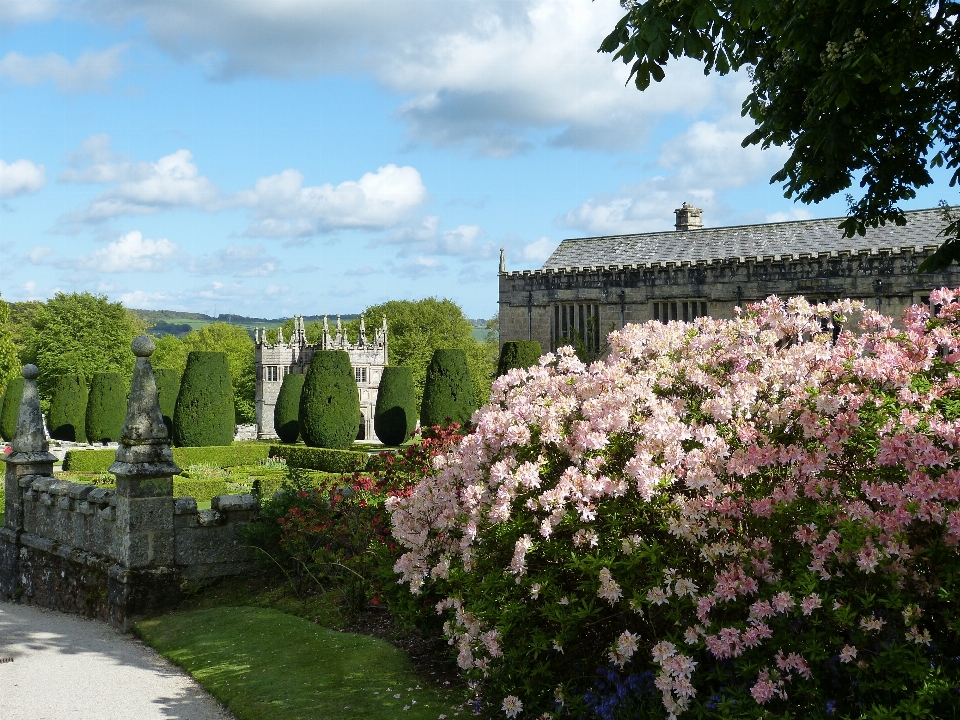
541,208,947,270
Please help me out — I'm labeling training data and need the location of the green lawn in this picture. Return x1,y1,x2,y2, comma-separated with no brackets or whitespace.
136,606,466,720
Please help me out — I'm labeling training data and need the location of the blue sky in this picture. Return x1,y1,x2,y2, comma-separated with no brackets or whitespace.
0,0,953,320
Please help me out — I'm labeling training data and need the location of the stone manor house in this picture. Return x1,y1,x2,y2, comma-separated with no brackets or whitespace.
254,314,388,442
499,205,960,352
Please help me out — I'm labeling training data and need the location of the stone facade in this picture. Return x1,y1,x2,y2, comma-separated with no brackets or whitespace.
254,314,388,442
1,340,260,629
499,207,960,351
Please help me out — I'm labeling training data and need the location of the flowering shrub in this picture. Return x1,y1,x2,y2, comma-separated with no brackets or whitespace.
388,291,960,718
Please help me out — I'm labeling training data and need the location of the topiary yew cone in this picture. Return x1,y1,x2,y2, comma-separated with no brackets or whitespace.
274,371,305,444
420,349,476,428
48,374,88,443
0,375,25,442
496,340,543,377
153,368,181,439
299,350,359,450
85,372,128,444
374,366,416,445
173,351,235,447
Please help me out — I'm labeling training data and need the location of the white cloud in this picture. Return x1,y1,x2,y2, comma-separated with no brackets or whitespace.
562,114,788,235
88,231,178,272
60,135,221,223
78,0,722,155
118,290,168,308
0,158,46,197
0,0,57,24
396,256,443,279
518,236,558,263
190,244,278,277
766,208,813,223
0,46,125,92
239,164,427,237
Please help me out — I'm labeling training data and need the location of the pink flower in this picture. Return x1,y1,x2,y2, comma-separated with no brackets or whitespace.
839,645,857,663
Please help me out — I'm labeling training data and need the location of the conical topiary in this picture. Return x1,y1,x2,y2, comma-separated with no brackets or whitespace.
0,377,23,441
299,350,360,450
173,351,235,447
48,374,88,442
374,366,416,445
420,349,476,428
496,340,543,377
274,372,305,444
154,368,181,439
85,372,128,443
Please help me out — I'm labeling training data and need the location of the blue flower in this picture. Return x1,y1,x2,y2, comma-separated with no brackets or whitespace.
826,700,837,715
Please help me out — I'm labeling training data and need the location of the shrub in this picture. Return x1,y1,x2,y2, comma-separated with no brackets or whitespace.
48,374,88,443
496,340,543,377
173,477,230,503
62,443,271,473
389,293,960,719
268,445,369,473
154,368,181,439
374,366,417,445
173,351,235,447
419,349,476,429
84,373,128,444
274,372,305,444
0,376,24,441
298,350,360,450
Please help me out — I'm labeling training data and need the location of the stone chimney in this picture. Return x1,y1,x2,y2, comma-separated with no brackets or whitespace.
674,202,703,231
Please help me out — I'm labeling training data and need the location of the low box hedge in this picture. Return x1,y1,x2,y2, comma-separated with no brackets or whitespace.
63,444,271,473
269,445,370,473
173,478,230,503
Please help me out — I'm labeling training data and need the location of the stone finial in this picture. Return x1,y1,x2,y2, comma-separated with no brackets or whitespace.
5,364,57,463
254,327,260,344
674,202,703,231
109,336,180,477
277,326,284,344
358,314,367,346
499,247,506,273
322,315,330,349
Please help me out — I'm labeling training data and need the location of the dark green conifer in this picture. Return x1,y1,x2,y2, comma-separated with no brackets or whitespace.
420,349,476,428
0,376,24,441
274,372,305,444
496,340,543,377
85,373,128,443
48,374,88,442
374,366,416,445
154,368,181,439
299,351,360,450
173,352,235,447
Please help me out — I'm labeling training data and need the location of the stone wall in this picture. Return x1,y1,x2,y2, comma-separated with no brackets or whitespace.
499,245,960,350
1,339,262,629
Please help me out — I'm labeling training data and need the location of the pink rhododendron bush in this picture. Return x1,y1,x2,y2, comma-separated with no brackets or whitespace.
387,291,960,719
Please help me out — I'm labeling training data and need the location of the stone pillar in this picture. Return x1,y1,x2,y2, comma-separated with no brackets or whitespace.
1,365,57,599
107,335,182,627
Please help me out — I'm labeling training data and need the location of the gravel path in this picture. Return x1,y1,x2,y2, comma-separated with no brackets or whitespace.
0,602,235,720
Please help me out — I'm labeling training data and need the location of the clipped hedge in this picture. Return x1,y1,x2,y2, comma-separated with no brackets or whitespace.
85,373,128,444
298,350,360,450
269,444,370,473
273,372,305,444
420,349,476,428
374,366,416,445
62,443,271,473
0,376,24,441
496,340,543,377
48,374,88,443
173,477,230,503
154,368,181,439
174,351,235,447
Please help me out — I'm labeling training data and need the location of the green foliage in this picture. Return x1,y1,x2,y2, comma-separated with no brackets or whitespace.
84,372,128,444
299,350,360,450
346,298,495,408
496,340,543,377
150,334,188,376
48,374,88,443
172,477,230,503
173,352,235,447
420,349,476,428
62,443,271,473
181,323,256,424
268,444,370,473
603,1,960,266
374,366,417,445
273,372,305,444
0,376,24,442
153,368,181,439
20,292,145,400
0,294,19,396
